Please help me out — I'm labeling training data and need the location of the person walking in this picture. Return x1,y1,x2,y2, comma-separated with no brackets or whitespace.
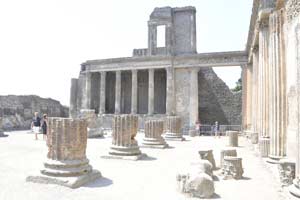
41,114,48,140
214,121,220,138
31,112,41,140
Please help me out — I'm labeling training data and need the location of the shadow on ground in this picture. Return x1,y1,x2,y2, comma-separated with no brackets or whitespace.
84,177,113,188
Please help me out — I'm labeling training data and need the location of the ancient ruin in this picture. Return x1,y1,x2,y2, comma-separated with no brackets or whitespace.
222,156,244,180
79,109,103,138
220,149,237,168
142,119,168,148
26,118,101,188
198,149,216,170
102,115,145,160
164,115,185,141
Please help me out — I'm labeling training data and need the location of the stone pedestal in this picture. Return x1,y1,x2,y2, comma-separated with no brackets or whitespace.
251,132,259,144
198,149,216,170
164,116,185,141
227,131,238,147
0,118,7,137
259,137,270,157
278,160,295,187
80,109,103,138
103,115,145,160
142,119,168,148
222,156,243,179
220,149,237,168
26,118,101,188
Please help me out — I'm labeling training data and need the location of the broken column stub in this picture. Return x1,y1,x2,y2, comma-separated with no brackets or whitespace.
142,119,168,148
80,109,103,138
222,156,243,179
105,115,145,160
227,131,239,147
220,148,237,168
26,118,101,188
164,115,185,141
198,149,216,170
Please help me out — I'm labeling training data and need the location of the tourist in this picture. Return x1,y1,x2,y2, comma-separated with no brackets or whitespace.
31,112,41,140
214,121,220,138
41,114,48,141
195,120,200,136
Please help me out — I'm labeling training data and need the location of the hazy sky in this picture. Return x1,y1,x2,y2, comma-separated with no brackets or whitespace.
0,0,252,106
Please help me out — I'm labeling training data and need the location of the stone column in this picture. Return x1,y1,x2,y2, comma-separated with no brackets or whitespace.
227,131,239,147
83,72,92,109
241,67,248,130
131,70,138,114
106,115,144,160
252,46,259,133
99,71,106,115
289,18,300,198
148,24,157,56
26,118,101,188
148,69,155,115
142,119,168,148
268,9,287,163
189,68,199,135
164,116,184,141
115,71,121,114
166,67,175,115
69,78,78,118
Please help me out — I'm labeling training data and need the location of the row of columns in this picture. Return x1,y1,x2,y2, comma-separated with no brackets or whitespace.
84,68,175,115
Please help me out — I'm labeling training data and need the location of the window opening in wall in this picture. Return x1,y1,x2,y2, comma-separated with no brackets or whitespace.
157,25,166,48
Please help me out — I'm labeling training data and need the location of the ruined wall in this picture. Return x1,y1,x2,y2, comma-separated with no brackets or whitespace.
198,67,242,125
0,95,68,130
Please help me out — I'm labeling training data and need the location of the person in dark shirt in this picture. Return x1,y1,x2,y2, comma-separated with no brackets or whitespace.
31,112,41,140
41,114,48,140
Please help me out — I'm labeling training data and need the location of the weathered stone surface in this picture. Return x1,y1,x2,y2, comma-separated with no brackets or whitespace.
222,156,243,180
190,160,213,177
227,131,239,147
220,148,237,168
26,118,101,188
79,109,103,138
164,116,185,141
142,119,168,148
176,173,215,198
198,149,216,170
278,160,295,187
251,132,258,144
0,95,68,131
104,115,144,160
0,117,7,137
259,137,270,157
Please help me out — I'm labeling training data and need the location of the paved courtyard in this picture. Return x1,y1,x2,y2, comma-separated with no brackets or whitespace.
0,131,294,200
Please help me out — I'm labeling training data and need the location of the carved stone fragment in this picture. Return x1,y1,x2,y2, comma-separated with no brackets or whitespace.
222,156,243,179
198,149,216,170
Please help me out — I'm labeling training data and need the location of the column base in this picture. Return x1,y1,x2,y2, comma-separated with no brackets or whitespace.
26,170,101,189
164,132,185,141
189,129,197,137
142,137,169,149
266,155,284,164
101,144,146,161
289,179,300,198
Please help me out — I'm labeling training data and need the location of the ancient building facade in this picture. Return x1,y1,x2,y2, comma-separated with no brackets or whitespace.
70,7,246,132
242,0,300,194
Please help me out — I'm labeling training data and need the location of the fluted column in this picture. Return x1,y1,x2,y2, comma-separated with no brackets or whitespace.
115,71,121,114
131,70,138,114
252,46,259,133
83,72,92,109
268,9,287,163
166,67,175,115
148,69,154,115
189,68,199,127
99,71,106,114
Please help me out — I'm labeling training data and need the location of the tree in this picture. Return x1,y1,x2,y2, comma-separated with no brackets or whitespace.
232,78,242,92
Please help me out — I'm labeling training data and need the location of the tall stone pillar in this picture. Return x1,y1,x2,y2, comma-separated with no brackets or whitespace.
241,66,248,130
258,17,270,157
131,70,138,114
83,72,92,109
26,118,101,188
148,69,155,115
166,67,175,115
115,71,121,114
189,68,199,135
252,46,259,133
70,78,79,118
289,19,300,198
99,71,106,115
267,9,286,163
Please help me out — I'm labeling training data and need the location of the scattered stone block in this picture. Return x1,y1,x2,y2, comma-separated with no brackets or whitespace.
220,148,237,168
222,156,243,179
198,149,216,170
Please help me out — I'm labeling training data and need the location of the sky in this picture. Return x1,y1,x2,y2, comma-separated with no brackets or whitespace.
0,0,253,106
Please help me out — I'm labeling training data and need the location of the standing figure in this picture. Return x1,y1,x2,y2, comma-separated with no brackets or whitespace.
195,120,201,136
214,121,220,138
41,114,48,140
31,112,41,140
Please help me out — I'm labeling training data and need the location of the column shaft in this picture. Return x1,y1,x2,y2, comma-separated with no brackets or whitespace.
115,71,121,114
131,70,138,114
99,71,106,114
166,67,175,115
148,69,154,115
189,68,199,127
84,72,92,109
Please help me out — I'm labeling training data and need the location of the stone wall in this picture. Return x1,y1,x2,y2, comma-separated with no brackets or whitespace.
198,67,242,125
0,95,68,130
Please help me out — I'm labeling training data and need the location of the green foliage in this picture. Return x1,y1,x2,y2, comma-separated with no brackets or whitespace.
232,78,242,92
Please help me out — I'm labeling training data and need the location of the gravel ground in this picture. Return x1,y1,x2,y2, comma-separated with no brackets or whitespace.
0,131,295,200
